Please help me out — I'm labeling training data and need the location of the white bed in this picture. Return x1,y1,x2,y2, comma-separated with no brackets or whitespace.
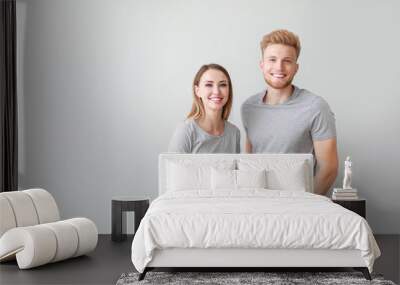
131,154,380,280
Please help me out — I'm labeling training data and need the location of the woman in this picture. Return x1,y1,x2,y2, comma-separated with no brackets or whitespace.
168,64,240,153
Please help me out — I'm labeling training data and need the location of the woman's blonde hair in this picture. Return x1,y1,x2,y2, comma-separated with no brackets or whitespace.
187,64,233,120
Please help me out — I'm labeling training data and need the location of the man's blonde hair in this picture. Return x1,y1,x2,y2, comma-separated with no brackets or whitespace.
260,29,301,59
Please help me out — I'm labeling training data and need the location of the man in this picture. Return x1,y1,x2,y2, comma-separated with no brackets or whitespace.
241,29,338,195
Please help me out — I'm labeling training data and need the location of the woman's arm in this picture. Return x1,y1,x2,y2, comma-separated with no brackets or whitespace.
168,122,192,153
236,128,241,153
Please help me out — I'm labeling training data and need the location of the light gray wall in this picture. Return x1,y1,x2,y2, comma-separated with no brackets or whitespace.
17,0,400,234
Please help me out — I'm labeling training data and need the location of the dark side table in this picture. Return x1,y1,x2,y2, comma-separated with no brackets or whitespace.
332,198,366,218
111,196,150,242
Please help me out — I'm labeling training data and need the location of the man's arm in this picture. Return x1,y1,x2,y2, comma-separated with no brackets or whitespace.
313,138,338,195
245,138,253,153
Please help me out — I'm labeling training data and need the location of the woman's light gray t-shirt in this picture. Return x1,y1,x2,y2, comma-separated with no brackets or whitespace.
168,119,241,153
241,85,336,154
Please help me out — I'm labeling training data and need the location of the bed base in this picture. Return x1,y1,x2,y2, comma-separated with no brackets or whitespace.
138,248,372,281
138,266,371,281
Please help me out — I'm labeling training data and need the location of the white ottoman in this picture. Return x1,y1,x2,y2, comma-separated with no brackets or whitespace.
0,189,98,269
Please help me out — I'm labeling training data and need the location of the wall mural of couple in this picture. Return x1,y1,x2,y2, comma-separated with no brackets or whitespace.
168,29,338,196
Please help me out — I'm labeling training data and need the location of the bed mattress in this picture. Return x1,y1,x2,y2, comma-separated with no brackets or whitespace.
131,189,380,273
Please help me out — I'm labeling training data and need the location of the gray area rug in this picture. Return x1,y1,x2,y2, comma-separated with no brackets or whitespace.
116,271,396,285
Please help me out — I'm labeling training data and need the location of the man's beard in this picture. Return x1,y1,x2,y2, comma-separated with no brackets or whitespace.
265,75,294,90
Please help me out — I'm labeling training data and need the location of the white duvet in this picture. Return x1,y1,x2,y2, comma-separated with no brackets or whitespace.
131,190,380,273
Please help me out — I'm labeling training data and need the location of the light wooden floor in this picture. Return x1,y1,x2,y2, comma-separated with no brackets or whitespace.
0,235,398,285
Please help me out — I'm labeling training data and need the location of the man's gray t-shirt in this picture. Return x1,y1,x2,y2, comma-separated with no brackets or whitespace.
168,119,241,153
241,86,336,154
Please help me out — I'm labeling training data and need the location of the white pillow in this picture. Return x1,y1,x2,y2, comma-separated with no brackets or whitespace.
167,159,234,191
266,162,308,191
211,169,267,190
237,159,310,192
211,168,236,190
236,169,267,189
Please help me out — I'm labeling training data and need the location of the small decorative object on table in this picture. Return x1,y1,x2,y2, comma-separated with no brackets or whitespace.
343,156,352,190
332,156,358,200
112,196,150,242
332,156,366,218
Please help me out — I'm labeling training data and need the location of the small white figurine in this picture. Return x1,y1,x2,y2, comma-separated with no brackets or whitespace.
342,156,352,189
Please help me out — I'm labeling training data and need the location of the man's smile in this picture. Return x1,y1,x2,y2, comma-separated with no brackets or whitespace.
271,73,286,78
